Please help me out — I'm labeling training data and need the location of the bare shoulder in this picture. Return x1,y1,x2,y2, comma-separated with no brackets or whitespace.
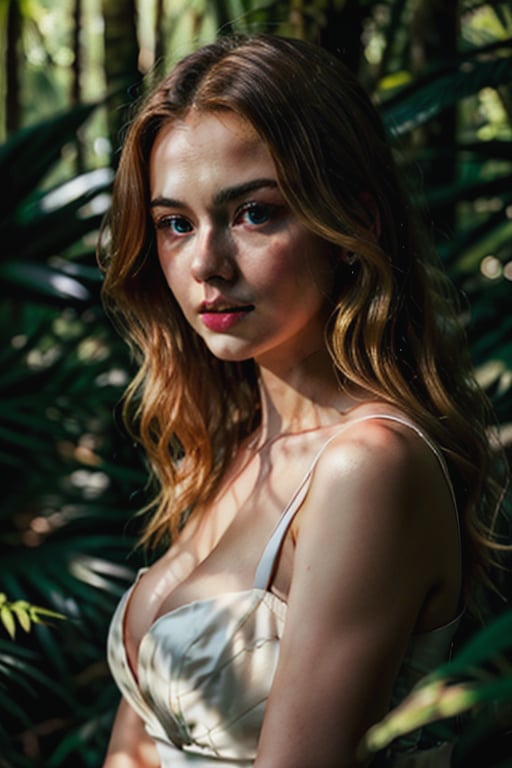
255,415,461,767
306,413,449,517
289,411,460,630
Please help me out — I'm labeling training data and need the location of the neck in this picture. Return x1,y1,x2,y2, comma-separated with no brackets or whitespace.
254,348,359,441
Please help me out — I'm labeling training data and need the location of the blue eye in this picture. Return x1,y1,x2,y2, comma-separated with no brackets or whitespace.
241,203,271,226
157,216,193,234
170,216,193,234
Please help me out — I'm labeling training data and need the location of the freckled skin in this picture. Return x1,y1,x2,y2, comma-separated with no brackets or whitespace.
149,111,335,369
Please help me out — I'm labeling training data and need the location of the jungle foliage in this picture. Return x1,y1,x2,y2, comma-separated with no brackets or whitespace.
1,0,511,765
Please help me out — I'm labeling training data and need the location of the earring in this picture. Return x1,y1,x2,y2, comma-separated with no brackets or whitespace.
344,252,359,276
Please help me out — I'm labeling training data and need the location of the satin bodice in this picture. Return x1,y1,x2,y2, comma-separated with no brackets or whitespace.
107,415,461,766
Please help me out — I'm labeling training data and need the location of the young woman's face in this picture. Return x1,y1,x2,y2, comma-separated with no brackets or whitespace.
149,110,334,368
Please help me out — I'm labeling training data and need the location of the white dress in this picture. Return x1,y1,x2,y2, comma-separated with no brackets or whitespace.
108,415,460,766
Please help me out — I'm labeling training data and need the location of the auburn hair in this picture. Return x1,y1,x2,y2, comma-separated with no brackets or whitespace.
98,34,506,603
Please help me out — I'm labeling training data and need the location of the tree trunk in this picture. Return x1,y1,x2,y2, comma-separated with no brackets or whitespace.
410,0,459,242
153,0,165,83
6,0,22,135
317,0,364,76
101,0,140,164
0,0,10,140
71,0,84,173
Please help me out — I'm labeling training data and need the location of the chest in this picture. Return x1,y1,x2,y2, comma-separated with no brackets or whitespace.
122,452,311,680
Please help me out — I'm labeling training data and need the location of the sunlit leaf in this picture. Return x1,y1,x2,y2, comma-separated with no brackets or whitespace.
383,55,512,135
0,607,16,639
10,603,32,633
0,103,97,215
0,262,93,303
361,609,512,757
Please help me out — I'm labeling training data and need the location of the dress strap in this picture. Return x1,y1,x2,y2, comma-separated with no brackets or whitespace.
253,414,459,591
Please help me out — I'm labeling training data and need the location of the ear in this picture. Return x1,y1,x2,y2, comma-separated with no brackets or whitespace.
359,192,381,239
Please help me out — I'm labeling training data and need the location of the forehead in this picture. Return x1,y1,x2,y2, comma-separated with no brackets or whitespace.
157,109,262,147
149,110,277,191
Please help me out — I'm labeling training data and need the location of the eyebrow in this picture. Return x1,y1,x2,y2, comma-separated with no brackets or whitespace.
150,178,278,209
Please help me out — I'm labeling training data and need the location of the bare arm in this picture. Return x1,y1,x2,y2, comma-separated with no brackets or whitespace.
255,421,460,768
103,698,160,768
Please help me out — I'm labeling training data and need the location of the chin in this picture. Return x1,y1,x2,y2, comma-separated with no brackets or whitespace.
203,342,255,363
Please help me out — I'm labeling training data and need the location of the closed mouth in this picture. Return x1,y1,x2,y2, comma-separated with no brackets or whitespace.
200,304,254,314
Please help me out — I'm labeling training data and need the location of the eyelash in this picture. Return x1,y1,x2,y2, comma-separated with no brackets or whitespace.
155,215,192,235
234,202,274,226
154,202,281,235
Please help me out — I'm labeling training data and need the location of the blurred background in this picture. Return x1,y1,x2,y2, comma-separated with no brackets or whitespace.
1,1,511,766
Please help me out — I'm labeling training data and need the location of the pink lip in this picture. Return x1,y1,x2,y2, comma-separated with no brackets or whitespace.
200,308,252,332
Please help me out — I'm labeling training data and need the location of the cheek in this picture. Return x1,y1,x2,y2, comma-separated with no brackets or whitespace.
262,235,331,298
157,250,181,294
156,257,188,318
246,236,301,290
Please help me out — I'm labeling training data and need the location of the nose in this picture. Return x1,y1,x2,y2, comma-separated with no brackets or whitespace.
191,226,236,284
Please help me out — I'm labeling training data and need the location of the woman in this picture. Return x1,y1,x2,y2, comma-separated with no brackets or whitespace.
99,34,502,767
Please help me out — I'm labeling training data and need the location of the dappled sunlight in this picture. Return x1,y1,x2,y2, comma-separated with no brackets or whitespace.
70,555,134,591
40,168,114,213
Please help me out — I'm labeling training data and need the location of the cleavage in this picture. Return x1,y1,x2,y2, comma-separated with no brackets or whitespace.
122,434,329,681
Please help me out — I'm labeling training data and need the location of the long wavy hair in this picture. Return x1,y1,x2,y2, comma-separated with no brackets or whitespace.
98,34,506,600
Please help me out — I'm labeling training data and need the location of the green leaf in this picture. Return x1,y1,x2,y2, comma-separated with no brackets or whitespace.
10,602,32,633
0,262,92,304
0,607,16,639
361,610,512,757
383,55,512,135
29,606,67,623
444,610,512,672
0,103,97,216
